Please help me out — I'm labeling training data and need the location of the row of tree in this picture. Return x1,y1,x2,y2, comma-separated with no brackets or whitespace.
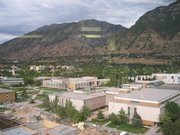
109,109,143,128
42,95,91,122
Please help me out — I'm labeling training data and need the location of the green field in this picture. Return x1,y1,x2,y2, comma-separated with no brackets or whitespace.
107,122,147,134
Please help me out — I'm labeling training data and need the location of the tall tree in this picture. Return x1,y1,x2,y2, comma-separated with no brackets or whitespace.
132,112,143,128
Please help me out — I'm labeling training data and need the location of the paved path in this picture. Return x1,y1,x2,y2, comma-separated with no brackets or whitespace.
145,126,162,135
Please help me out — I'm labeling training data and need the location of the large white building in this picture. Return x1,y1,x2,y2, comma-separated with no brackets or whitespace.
152,73,180,84
49,89,106,111
109,88,180,126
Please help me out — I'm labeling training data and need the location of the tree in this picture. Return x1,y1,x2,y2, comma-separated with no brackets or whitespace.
65,100,77,119
160,102,180,135
42,95,51,111
131,112,143,128
56,105,66,118
51,96,59,113
97,111,104,119
165,102,180,122
80,106,91,121
21,89,28,99
117,109,129,124
109,113,118,124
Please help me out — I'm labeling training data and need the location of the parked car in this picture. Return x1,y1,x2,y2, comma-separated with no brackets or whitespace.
120,131,129,135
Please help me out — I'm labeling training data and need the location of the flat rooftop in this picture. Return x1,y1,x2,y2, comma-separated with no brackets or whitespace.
0,88,13,93
56,91,106,100
114,88,180,103
2,126,37,135
47,125,77,135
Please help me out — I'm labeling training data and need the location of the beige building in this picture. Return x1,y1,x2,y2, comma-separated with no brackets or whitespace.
42,76,109,90
109,88,180,126
0,88,15,103
49,90,106,111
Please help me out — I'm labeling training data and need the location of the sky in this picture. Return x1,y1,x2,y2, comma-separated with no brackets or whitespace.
0,0,175,43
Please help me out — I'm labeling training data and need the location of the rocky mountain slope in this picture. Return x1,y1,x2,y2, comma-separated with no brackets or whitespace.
0,20,126,60
113,1,180,55
0,1,179,61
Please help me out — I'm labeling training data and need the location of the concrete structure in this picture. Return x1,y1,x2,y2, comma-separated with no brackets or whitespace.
49,90,106,111
0,77,24,85
109,88,180,126
2,126,38,135
0,88,15,103
152,73,180,84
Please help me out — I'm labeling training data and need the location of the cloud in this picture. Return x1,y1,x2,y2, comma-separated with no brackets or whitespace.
0,0,175,43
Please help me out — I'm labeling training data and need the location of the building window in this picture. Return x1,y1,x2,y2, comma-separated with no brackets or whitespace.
171,76,174,79
128,107,130,115
134,108,137,113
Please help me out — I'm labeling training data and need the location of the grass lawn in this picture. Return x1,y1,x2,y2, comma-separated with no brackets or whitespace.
107,122,147,134
91,118,109,125
39,87,66,94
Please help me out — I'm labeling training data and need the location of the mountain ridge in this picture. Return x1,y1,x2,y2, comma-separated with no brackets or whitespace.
0,1,179,60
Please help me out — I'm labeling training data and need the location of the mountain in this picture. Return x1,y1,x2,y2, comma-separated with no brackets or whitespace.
0,19,126,60
0,1,180,61
113,1,180,55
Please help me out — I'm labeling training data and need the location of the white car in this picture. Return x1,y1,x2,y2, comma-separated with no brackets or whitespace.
120,131,129,135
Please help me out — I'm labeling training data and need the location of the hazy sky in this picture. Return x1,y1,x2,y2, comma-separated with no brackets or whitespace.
0,0,175,43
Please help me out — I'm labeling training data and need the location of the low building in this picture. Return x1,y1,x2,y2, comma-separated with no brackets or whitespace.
109,88,180,126
42,79,67,89
2,126,38,135
152,73,180,84
49,90,106,111
0,77,24,85
25,120,77,135
105,87,131,105
121,83,143,90
0,88,15,103
42,76,110,90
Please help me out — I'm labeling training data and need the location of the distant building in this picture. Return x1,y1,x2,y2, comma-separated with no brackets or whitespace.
49,89,106,111
109,88,180,126
30,65,46,71
0,88,15,103
42,76,110,90
0,77,24,85
42,79,67,89
152,73,180,84
121,83,143,90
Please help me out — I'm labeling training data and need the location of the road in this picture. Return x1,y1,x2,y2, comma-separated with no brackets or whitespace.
145,126,163,135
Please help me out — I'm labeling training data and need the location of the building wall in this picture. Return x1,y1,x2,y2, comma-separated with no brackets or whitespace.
152,74,180,84
0,92,15,103
109,102,161,125
68,82,76,90
85,95,106,110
